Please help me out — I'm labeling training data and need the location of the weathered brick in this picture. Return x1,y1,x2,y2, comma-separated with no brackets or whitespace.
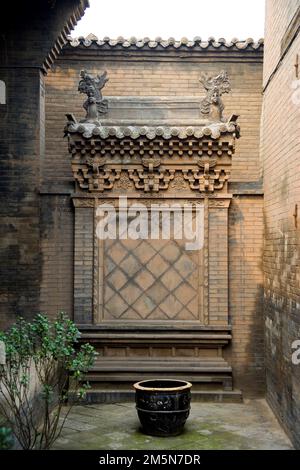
262,0,300,449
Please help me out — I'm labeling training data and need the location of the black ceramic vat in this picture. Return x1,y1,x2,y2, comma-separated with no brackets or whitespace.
133,379,192,437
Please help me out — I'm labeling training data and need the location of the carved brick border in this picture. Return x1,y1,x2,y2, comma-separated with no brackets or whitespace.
95,198,205,325
73,196,232,326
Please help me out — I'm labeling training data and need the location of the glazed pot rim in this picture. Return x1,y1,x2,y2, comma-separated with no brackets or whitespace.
133,379,192,392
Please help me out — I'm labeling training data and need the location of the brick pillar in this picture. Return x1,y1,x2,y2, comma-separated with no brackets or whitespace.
208,198,232,325
73,202,94,324
0,68,45,326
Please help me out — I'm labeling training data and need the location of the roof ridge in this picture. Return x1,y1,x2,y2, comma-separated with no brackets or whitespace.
67,35,264,50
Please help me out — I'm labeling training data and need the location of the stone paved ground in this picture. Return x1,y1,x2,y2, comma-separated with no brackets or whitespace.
53,400,293,450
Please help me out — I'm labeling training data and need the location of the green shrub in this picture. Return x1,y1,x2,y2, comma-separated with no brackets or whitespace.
0,426,13,450
0,313,96,449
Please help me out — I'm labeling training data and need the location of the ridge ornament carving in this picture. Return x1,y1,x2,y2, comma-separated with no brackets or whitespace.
199,71,231,122
78,69,109,124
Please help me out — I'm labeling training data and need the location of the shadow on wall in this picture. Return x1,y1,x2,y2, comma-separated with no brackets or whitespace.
264,216,300,449
226,196,265,398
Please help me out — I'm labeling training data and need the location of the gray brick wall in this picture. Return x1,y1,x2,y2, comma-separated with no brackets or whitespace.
262,0,300,449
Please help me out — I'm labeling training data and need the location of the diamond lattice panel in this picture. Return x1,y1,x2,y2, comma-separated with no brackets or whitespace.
103,236,202,322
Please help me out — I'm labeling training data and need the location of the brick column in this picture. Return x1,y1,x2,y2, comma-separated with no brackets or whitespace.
73,201,94,324
208,198,232,325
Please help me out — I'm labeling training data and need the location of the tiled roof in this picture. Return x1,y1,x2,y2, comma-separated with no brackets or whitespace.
66,122,239,140
67,35,264,51
42,1,89,72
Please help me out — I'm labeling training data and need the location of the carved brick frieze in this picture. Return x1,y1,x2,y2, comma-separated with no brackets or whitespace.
68,131,237,194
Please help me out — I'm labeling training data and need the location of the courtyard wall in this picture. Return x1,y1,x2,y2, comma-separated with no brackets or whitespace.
262,0,300,448
42,40,265,396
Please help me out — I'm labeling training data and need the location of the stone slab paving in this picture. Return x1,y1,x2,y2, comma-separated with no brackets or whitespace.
53,399,293,450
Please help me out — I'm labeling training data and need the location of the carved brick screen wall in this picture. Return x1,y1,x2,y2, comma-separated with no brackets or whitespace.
65,76,242,391
67,120,237,326
43,38,265,396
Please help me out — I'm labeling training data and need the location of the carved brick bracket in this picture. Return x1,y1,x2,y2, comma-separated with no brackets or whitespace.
73,156,121,191
67,124,238,194
127,157,175,192
182,158,230,192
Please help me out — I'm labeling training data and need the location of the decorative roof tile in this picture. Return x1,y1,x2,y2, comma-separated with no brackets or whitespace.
66,122,239,140
67,35,264,51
